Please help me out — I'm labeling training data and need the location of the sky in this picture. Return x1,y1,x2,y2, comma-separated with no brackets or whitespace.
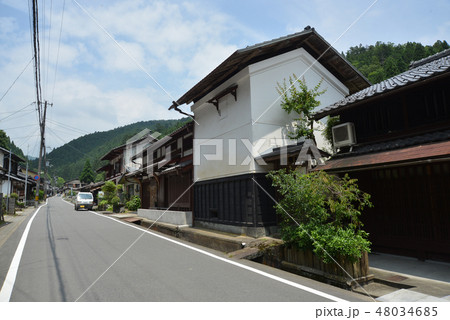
0,0,449,158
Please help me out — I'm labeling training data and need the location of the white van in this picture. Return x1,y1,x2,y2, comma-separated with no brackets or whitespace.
75,192,94,211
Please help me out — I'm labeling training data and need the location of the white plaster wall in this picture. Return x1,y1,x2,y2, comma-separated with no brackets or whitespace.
1,181,10,195
249,48,348,173
192,48,348,181
192,68,254,181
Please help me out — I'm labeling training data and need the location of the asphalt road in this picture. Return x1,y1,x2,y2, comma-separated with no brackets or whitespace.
0,197,372,302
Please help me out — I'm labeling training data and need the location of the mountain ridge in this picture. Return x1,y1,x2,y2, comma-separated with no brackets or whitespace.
33,118,191,181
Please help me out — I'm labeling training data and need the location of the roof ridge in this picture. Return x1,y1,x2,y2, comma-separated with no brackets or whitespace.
313,52,450,119
409,48,450,69
238,26,313,53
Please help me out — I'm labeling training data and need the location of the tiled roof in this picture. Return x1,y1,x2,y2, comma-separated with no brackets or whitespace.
170,27,370,108
313,49,450,119
333,129,450,159
409,48,450,68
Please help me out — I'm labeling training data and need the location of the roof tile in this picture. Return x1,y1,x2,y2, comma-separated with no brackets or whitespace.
314,50,450,119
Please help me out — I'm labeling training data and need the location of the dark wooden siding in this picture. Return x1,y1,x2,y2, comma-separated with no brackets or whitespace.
194,173,277,227
354,161,450,262
167,171,191,210
341,78,450,144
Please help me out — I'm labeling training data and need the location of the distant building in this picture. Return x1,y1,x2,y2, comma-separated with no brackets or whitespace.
0,146,31,202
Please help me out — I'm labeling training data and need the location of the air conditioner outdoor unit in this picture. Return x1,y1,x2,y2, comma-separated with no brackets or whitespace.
332,122,356,148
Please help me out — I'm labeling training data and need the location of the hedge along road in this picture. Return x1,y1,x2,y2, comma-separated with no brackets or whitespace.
0,196,372,302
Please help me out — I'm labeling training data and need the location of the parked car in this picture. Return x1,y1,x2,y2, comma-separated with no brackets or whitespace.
75,192,94,211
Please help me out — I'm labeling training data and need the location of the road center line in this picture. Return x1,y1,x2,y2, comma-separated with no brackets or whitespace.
0,201,47,302
59,198,347,302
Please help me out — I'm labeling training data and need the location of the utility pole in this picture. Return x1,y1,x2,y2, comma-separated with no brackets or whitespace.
6,148,12,212
35,101,49,207
25,157,29,207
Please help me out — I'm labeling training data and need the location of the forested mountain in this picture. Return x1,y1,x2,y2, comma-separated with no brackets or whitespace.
31,118,191,181
344,40,449,83
0,129,26,160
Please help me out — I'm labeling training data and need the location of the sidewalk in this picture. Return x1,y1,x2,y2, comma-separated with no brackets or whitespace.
0,206,36,248
362,253,450,302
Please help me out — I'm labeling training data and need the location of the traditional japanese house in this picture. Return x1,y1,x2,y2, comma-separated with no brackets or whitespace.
169,27,370,236
313,48,450,261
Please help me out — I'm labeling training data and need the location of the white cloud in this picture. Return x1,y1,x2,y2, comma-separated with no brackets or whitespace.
3,0,448,157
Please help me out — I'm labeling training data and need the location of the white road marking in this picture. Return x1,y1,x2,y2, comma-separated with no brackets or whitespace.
0,201,47,302
59,198,348,302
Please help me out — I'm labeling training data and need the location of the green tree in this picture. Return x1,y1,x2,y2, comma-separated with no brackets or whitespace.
276,75,326,140
94,172,105,183
267,169,372,263
384,56,400,78
0,130,9,149
323,115,340,148
56,177,65,188
79,159,95,183
345,40,450,83
101,180,117,203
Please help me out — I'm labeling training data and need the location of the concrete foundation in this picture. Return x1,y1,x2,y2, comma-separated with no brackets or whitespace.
194,220,278,238
137,208,192,226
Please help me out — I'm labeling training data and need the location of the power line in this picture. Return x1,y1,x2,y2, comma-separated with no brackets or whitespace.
0,102,36,122
0,57,34,104
1,123,38,130
30,0,47,206
44,0,54,99
51,0,66,102
47,126,87,157
47,118,91,135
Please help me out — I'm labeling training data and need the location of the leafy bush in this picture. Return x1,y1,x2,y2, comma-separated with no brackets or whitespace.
98,200,109,211
35,189,44,201
276,75,325,140
267,169,372,263
102,181,117,203
9,193,19,203
111,196,121,213
126,196,141,211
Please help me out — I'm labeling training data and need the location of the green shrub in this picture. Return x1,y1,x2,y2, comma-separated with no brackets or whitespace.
98,200,108,211
111,196,121,213
126,196,141,211
102,181,117,203
267,169,372,263
35,189,44,201
9,193,19,203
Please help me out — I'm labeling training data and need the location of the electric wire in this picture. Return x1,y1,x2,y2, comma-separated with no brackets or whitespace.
0,124,37,131
46,126,87,157
0,102,36,122
0,57,34,104
44,0,54,100
47,118,91,135
51,0,65,102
